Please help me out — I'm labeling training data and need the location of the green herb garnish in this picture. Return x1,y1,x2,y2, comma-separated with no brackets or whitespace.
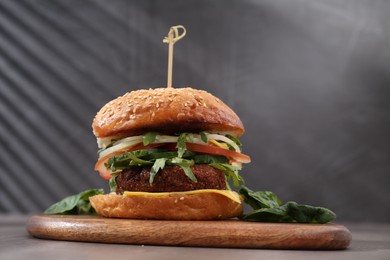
109,173,119,193
177,133,193,158
143,132,159,146
199,131,208,143
104,133,245,187
106,152,152,172
210,163,244,188
193,154,227,164
226,134,242,147
149,158,168,184
170,157,197,182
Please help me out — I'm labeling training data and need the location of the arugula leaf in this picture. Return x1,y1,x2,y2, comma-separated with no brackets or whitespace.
177,133,193,158
125,152,150,165
145,151,178,160
210,163,244,188
193,154,227,164
132,148,162,158
44,189,104,215
239,186,336,224
149,158,167,184
107,152,152,171
180,165,197,182
226,134,242,147
105,142,240,186
199,131,208,143
169,157,197,182
169,157,194,167
143,132,159,146
109,173,119,193
177,133,187,158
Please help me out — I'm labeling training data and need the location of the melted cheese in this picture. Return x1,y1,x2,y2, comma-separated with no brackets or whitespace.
123,189,242,204
208,139,229,150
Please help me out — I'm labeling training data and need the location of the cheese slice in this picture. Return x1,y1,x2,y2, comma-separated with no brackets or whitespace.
123,189,242,204
208,139,229,150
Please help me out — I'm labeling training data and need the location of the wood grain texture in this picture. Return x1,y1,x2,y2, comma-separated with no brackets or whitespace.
26,215,351,249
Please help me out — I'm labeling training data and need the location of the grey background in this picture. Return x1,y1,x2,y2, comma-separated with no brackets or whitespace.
0,0,389,222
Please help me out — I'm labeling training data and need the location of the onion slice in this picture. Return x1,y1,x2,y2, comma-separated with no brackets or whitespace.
97,133,243,160
98,139,142,158
205,134,241,152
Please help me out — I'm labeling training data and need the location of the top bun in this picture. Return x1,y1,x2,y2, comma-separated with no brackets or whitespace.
92,87,244,138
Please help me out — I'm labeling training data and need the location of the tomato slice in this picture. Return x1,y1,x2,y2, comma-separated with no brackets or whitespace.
94,153,119,180
162,143,251,163
185,143,251,163
95,143,163,180
95,142,251,180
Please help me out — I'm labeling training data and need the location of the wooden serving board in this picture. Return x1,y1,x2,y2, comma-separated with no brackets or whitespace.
27,215,351,249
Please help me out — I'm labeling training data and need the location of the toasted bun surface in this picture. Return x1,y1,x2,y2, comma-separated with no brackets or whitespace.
90,192,243,220
92,87,244,138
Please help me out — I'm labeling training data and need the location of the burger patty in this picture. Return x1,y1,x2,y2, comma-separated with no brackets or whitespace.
115,164,227,193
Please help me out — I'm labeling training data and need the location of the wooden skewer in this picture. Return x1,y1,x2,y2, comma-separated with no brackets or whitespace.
163,25,186,88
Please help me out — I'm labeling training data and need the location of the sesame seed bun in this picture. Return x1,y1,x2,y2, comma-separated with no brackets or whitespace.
92,87,244,138
89,192,243,220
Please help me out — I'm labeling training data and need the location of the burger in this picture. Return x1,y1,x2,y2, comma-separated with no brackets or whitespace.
89,87,251,220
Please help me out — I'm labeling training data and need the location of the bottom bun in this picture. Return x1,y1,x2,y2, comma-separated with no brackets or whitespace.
90,191,243,220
